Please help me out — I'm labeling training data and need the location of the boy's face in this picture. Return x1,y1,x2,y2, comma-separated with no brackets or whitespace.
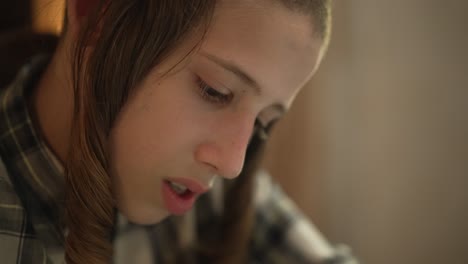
108,0,323,224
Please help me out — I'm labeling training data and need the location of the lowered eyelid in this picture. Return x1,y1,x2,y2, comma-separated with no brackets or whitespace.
194,59,242,92
194,69,232,95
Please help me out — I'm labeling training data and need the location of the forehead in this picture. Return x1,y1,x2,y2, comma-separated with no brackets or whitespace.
199,0,323,103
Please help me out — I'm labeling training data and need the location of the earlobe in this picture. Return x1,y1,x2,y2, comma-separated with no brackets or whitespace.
67,0,97,26
67,0,103,44
74,0,97,18
66,0,80,32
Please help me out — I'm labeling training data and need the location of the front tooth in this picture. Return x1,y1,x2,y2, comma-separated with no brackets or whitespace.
169,181,188,194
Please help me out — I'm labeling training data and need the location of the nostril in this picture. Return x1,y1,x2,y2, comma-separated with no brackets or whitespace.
203,161,219,173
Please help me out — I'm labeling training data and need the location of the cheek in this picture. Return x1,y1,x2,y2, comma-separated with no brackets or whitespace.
109,98,179,177
107,88,194,223
108,75,210,186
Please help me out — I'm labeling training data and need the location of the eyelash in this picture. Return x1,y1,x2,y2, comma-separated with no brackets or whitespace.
254,119,269,140
195,76,270,139
196,77,233,105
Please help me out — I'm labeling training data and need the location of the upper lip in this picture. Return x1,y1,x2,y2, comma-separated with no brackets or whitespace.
165,177,210,194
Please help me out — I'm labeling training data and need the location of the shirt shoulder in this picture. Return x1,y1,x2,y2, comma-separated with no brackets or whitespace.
0,158,52,264
0,156,25,228
249,170,359,264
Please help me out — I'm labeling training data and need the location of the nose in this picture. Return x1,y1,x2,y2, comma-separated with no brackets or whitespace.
194,114,254,180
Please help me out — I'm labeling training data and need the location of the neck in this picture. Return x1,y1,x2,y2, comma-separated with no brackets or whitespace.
30,41,74,165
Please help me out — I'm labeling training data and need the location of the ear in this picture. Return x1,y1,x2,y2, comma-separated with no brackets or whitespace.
67,0,97,35
67,0,104,46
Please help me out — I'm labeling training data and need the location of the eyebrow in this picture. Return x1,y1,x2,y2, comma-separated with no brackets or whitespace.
201,52,287,115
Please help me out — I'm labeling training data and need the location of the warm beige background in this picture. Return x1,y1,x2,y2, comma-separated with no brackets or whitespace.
32,0,468,263
32,0,64,34
264,1,468,264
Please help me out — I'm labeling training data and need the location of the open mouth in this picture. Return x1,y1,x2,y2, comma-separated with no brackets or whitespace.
161,177,209,215
165,180,193,198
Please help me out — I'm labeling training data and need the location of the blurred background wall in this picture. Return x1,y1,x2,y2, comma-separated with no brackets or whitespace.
0,0,61,88
265,1,468,263
0,1,63,34
4,1,467,263
0,2,32,31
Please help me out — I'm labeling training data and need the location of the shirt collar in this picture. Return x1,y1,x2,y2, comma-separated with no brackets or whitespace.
0,54,65,244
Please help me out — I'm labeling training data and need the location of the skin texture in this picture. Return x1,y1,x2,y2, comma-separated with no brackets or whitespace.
32,0,323,225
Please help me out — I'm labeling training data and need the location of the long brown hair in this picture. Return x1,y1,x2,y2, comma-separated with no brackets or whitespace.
64,0,332,263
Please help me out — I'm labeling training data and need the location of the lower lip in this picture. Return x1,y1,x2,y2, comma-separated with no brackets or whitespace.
161,180,197,215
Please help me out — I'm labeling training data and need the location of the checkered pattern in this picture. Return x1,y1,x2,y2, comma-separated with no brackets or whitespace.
0,56,358,263
0,55,62,263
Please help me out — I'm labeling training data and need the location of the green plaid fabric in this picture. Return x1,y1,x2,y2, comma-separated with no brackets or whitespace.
0,55,64,264
0,56,358,264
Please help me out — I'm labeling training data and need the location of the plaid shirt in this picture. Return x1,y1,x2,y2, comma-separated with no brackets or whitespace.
0,56,358,264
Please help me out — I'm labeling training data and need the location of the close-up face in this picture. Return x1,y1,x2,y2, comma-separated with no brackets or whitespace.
108,0,324,224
